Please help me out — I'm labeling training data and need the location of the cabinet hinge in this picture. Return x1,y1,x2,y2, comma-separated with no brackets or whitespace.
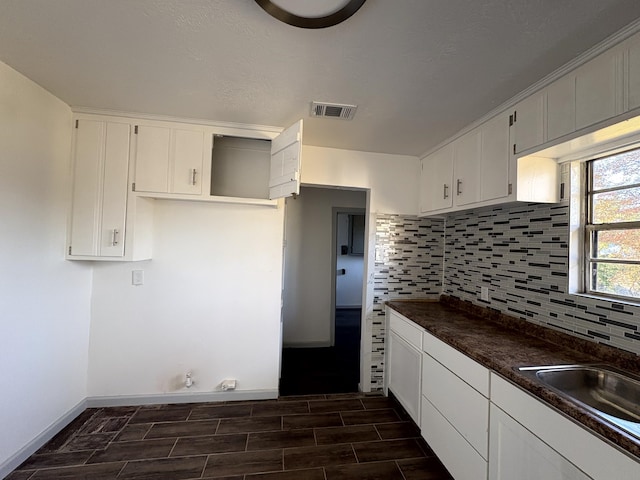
75,119,79,129
513,144,516,155
513,111,517,123
134,125,138,134
508,183,513,195
132,182,136,192
509,114,513,127
68,246,72,255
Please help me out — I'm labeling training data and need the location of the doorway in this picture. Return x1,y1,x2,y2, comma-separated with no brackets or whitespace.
279,186,367,395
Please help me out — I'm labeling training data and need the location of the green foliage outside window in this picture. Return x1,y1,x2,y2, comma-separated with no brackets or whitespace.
587,149,640,300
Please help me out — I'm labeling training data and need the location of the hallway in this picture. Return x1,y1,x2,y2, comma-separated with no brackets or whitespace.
280,308,361,396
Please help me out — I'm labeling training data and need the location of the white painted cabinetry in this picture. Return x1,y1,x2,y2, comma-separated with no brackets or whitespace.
489,404,591,480
480,113,511,201
546,74,576,142
623,33,640,112
385,307,640,480
68,119,130,258
133,124,207,196
385,310,423,425
421,331,489,480
490,373,639,480
453,130,481,206
420,143,453,214
575,47,623,131
512,91,546,154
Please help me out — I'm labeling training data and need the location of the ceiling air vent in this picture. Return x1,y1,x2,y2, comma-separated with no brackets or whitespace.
311,101,357,120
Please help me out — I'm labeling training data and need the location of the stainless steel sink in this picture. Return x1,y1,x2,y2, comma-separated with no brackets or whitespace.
517,364,640,441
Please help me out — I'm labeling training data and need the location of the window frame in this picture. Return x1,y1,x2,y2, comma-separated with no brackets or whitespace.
583,151,640,302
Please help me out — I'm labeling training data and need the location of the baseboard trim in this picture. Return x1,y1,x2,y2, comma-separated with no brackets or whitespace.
0,399,87,480
86,389,279,408
283,341,332,348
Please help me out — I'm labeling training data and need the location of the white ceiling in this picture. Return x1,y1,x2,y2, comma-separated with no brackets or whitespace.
2,0,640,156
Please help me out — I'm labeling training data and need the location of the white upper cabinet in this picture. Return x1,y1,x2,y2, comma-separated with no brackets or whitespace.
546,74,576,142
133,124,206,195
480,113,511,202
453,130,481,206
269,120,303,200
420,143,454,214
512,91,545,154
575,47,623,130
172,129,205,195
68,119,130,258
624,33,640,112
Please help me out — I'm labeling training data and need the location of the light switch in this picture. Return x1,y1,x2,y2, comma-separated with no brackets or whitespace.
132,270,144,286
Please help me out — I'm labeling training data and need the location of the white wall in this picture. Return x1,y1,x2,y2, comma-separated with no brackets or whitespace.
301,146,419,390
282,188,365,346
88,200,285,398
336,213,365,308
0,61,93,473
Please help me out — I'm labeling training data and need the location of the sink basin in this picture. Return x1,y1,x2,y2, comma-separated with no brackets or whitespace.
517,364,640,441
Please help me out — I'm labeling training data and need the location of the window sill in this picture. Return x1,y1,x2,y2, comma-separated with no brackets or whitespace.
569,291,640,308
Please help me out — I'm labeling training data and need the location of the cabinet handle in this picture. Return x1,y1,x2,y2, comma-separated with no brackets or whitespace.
191,168,197,185
443,184,449,199
456,179,462,196
112,229,119,246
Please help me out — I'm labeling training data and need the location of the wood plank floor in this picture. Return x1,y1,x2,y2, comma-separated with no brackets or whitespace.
7,393,453,480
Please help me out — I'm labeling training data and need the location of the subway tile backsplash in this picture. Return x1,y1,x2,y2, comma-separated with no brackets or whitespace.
444,203,640,356
369,214,444,390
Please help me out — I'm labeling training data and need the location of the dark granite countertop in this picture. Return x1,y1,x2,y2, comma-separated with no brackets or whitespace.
386,296,640,460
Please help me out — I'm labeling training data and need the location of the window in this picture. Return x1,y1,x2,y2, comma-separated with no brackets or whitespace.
584,148,640,301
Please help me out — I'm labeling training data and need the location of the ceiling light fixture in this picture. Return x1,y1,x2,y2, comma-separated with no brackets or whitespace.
254,0,366,29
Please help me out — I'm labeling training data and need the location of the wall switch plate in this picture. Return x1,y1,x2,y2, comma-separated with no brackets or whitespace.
132,270,144,286
480,286,489,302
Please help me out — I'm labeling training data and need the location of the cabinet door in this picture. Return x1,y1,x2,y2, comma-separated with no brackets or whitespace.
489,405,591,480
99,122,130,257
69,120,104,256
627,34,640,112
171,129,204,195
134,125,171,193
421,396,488,480
421,144,454,213
546,74,576,142
480,114,510,202
422,353,489,458
575,49,623,130
453,130,481,206
388,331,421,425
69,119,130,258
269,119,302,199
513,92,545,153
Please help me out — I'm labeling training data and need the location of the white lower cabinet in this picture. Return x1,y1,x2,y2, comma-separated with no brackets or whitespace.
421,333,489,480
489,404,591,480
490,373,639,480
385,309,423,425
421,396,488,480
386,308,640,480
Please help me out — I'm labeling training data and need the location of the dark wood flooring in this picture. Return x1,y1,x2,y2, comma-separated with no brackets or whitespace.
280,308,362,396
7,393,453,480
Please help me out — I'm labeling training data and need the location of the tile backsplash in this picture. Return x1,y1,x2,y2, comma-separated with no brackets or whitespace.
444,203,640,356
369,214,444,390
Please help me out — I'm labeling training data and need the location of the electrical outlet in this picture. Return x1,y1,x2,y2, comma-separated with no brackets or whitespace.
132,270,144,286
480,286,489,302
